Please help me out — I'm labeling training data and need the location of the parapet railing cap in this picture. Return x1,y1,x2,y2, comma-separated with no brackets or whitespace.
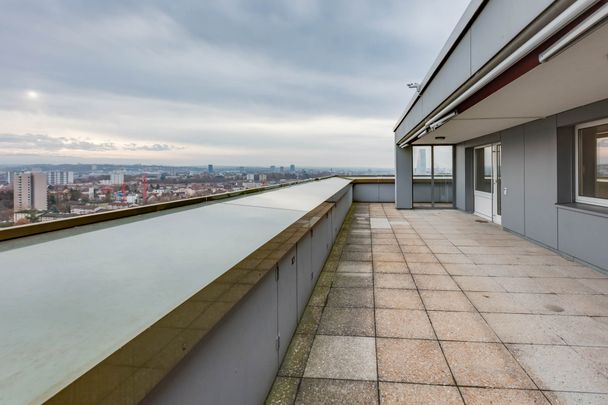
0,175,343,242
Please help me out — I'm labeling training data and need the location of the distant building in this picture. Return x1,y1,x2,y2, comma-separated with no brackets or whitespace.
246,173,255,181
290,164,296,173
13,172,48,212
259,174,267,183
110,172,125,185
47,171,74,185
280,166,285,173
270,165,276,173
6,171,15,184
208,164,214,174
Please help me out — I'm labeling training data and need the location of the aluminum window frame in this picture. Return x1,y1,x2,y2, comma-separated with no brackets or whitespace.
575,117,608,208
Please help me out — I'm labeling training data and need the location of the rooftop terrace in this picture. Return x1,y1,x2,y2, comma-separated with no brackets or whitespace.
267,203,608,405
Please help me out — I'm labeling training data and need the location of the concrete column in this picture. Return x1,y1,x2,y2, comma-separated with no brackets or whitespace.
395,144,413,209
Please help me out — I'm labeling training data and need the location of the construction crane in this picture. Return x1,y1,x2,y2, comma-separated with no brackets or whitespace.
142,175,147,204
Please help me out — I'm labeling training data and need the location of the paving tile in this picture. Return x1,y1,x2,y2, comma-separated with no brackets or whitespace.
332,273,373,288
429,311,499,342
560,294,608,316
419,291,475,312
326,287,374,308
379,382,463,405
375,288,423,310
343,244,372,253
342,251,373,261
373,261,409,273
429,245,462,254
278,334,315,377
435,254,473,264
453,276,505,292
337,261,373,273
543,315,608,346
375,273,416,289
265,377,300,405
404,253,439,263
543,391,608,405
441,341,535,389
373,244,403,253
442,264,488,276
296,378,378,405
407,262,447,275
304,335,377,380
376,309,435,339
400,245,431,254
317,307,375,336
460,388,548,405
511,293,577,315
577,278,608,294
541,277,598,294
508,344,608,392
495,277,554,293
413,275,460,291
482,313,564,344
572,347,608,377
555,266,608,279
465,291,530,313
377,338,453,384
374,252,406,262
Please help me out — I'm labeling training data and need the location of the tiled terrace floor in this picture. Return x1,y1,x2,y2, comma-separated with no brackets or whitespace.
266,203,608,405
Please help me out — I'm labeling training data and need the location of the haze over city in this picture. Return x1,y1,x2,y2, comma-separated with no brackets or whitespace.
0,0,468,168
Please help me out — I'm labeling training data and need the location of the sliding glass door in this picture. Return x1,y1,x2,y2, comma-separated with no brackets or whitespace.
474,143,501,223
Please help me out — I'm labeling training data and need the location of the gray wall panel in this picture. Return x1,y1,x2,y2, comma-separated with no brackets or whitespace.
143,272,279,405
501,126,525,234
353,184,379,202
296,233,313,319
556,126,575,204
455,145,467,210
277,247,298,362
395,146,413,208
378,184,395,202
311,215,331,283
557,207,608,270
524,117,558,248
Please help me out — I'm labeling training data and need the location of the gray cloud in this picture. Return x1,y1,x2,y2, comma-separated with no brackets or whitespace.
0,0,469,166
0,133,181,153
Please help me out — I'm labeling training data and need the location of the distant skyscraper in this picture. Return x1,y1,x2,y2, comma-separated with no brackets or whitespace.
13,172,48,211
47,171,74,185
208,164,214,174
290,164,296,173
270,165,276,173
110,172,125,185
280,166,285,173
416,149,428,175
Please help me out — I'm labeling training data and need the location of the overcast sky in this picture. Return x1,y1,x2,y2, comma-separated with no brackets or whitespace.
0,0,469,168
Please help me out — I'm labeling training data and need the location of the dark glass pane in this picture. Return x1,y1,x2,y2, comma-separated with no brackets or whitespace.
475,147,492,193
579,123,608,200
413,146,432,204
433,145,453,203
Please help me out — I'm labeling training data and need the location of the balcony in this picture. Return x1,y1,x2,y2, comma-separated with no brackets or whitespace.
1,177,607,405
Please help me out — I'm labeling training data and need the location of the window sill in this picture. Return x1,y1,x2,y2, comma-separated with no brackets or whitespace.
556,202,608,219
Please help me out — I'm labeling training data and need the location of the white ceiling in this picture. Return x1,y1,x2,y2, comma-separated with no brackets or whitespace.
413,21,608,145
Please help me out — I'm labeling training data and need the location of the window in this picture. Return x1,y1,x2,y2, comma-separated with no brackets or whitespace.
576,119,608,207
474,146,492,193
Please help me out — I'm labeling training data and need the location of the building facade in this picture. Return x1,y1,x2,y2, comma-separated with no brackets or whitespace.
47,171,74,185
394,0,608,270
13,172,48,212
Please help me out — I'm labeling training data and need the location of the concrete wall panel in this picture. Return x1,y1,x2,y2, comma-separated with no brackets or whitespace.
558,207,608,270
277,247,298,362
524,117,558,248
501,126,525,234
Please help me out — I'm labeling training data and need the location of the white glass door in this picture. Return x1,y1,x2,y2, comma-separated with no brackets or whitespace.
474,143,501,224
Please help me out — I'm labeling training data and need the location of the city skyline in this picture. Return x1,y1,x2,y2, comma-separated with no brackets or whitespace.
0,0,469,167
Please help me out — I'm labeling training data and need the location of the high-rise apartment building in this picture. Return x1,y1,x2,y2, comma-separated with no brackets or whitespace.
13,172,48,212
208,164,214,174
110,172,125,185
47,171,74,185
